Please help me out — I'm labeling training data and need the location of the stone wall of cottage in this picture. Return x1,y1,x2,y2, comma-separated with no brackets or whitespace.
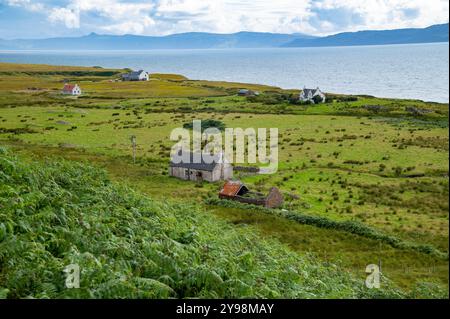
169,167,217,182
265,187,283,208
169,162,233,182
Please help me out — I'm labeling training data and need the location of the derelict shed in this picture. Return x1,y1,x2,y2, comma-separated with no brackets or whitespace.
219,180,249,198
219,181,284,208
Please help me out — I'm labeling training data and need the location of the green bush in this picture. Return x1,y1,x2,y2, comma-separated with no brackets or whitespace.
183,119,225,131
247,93,289,105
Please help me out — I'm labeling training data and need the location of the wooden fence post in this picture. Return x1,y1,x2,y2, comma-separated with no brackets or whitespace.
130,135,136,164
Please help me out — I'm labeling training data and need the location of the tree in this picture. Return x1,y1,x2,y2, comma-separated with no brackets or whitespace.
313,94,324,104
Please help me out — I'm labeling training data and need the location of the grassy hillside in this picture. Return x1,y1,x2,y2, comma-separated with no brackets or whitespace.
0,62,448,294
1,147,430,299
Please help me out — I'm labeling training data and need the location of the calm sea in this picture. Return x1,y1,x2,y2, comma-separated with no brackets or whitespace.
0,42,448,103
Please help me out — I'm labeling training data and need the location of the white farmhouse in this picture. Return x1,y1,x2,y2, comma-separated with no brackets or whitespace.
121,70,149,81
62,84,81,96
299,87,326,104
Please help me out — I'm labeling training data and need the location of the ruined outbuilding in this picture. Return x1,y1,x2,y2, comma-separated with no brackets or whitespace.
219,180,283,208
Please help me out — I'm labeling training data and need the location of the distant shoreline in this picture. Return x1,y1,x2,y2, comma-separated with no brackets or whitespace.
0,41,448,52
1,43,448,103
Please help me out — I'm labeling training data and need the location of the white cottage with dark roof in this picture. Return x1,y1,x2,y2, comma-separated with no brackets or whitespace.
121,70,149,81
299,87,326,103
169,151,233,182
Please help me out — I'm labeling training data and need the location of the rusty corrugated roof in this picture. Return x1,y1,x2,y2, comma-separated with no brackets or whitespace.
219,181,244,197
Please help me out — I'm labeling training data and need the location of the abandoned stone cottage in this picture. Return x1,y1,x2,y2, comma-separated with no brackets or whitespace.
169,151,233,182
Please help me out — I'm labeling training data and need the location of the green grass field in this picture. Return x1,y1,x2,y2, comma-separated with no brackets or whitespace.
0,62,448,297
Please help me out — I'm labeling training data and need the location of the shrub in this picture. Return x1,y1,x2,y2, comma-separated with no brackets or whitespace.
183,119,225,131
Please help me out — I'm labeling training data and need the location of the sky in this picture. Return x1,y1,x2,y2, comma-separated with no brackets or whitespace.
0,0,448,39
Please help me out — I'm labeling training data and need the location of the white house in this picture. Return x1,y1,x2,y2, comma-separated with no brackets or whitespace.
299,87,326,104
62,84,81,96
121,70,149,81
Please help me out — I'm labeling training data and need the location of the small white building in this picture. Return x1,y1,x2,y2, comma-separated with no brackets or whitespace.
62,84,81,96
299,87,326,104
237,89,259,97
121,70,149,81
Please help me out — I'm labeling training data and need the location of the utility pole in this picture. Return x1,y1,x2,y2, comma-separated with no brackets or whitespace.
130,135,136,164
378,242,382,286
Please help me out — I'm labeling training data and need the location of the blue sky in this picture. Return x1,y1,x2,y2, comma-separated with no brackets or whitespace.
0,0,448,39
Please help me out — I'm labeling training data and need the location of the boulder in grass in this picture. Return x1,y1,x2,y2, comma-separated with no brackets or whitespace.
58,143,78,149
56,120,70,125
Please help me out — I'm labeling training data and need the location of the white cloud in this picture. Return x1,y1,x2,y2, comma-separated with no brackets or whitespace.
49,7,80,28
150,0,449,35
2,0,449,36
73,0,154,21
101,17,156,34
313,0,449,33
150,0,316,34
45,0,155,32
6,0,43,12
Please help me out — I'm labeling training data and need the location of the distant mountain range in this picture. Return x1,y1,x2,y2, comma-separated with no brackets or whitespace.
0,32,315,50
0,24,447,50
283,23,448,47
